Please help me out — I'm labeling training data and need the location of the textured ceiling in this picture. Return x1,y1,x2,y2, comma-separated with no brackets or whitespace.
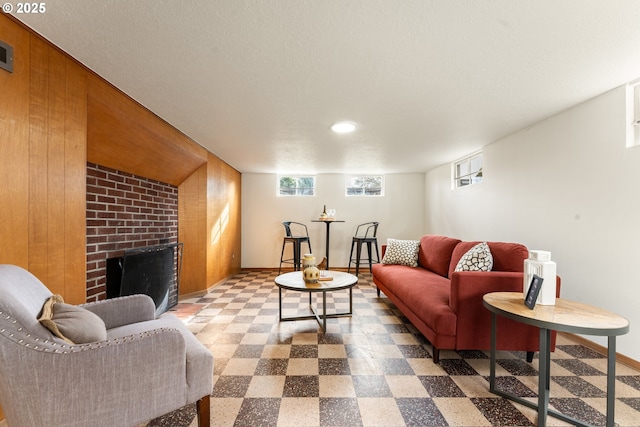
13,0,640,173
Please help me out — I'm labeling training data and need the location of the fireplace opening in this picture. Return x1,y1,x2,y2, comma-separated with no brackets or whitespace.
106,243,183,316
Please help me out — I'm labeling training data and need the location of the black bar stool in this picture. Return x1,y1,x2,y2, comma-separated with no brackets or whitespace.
279,221,312,274
348,222,380,276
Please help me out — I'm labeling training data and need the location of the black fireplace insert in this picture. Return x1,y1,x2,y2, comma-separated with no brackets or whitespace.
106,243,183,315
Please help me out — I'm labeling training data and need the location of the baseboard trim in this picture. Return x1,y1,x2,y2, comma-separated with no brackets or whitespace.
560,332,640,371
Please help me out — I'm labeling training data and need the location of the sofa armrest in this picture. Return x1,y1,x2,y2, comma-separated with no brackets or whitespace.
450,270,562,352
450,271,562,314
80,294,156,329
451,271,528,351
449,271,524,314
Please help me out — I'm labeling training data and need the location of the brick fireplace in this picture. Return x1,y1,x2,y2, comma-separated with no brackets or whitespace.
86,163,179,303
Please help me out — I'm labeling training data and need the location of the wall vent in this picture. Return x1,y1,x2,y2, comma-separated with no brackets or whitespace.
0,40,13,73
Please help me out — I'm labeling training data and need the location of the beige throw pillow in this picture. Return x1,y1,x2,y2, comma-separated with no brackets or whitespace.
39,294,107,344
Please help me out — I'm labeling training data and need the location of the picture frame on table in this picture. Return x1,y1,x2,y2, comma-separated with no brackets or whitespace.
524,274,544,309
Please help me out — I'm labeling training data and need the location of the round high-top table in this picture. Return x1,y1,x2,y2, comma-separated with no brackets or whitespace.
275,270,357,332
483,292,630,427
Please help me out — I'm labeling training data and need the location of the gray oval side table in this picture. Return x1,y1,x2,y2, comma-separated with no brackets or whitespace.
483,291,629,427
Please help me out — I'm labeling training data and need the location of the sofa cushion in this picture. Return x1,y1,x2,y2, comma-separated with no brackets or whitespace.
411,280,457,337
454,242,493,272
418,235,461,277
382,238,420,267
449,241,529,277
374,265,456,336
39,294,108,344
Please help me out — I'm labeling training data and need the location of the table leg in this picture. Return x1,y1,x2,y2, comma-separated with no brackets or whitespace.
293,240,300,271
607,336,617,427
489,313,497,392
324,222,331,270
279,287,283,321
538,328,551,427
322,291,327,332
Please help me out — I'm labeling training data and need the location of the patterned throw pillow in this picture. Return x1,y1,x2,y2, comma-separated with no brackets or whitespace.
454,242,493,272
382,238,420,267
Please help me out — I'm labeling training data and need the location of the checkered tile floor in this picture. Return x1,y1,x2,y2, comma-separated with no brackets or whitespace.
168,270,640,427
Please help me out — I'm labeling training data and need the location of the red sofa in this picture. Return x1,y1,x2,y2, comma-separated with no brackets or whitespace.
371,235,561,363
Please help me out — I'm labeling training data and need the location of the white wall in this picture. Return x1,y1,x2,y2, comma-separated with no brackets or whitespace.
425,85,640,361
242,173,425,269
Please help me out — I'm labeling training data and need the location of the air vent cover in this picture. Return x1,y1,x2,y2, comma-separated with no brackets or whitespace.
0,40,13,73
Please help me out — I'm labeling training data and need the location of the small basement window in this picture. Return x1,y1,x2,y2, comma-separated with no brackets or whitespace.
345,175,384,196
277,176,316,196
453,151,483,188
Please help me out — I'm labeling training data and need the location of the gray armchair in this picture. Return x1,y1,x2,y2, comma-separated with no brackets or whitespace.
0,264,213,427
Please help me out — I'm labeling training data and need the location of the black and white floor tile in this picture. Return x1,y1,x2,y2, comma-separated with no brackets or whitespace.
152,270,640,427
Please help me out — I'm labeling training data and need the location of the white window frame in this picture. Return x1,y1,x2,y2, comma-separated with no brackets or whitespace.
277,175,316,196
452,151,483,189
345,175,384,196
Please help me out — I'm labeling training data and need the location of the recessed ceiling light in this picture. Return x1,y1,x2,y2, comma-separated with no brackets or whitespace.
331,121,357,133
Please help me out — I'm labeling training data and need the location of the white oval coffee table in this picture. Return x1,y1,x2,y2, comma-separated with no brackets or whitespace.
275,270,358,332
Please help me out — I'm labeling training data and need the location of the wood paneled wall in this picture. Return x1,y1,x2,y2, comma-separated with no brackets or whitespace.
87,77,209,186
178,154,242,294
1,14,242,422
207,153,242,285
179,163,208,294
0,16,86,304
0,17,30,271
28,35,87,303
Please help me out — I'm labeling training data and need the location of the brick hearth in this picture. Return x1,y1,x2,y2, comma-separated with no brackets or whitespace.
86,163,178,302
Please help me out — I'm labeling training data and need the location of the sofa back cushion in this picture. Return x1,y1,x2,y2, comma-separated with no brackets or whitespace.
448,241,529,277
418,235,462,277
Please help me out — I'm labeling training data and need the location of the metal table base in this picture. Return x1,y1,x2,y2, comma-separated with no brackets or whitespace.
278,286,353,332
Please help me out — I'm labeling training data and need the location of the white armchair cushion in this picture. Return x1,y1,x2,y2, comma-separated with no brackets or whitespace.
38,294,107,344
